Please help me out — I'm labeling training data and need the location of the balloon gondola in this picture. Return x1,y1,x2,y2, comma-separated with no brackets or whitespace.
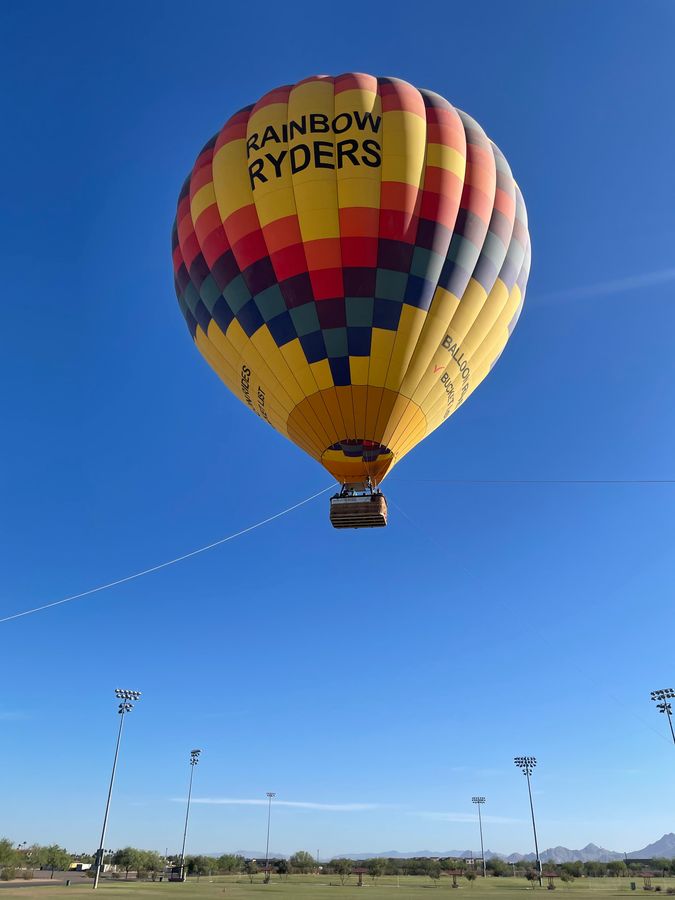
172,74,531,528
329,480,388,529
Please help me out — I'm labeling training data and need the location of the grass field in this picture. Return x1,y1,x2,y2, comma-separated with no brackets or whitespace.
1,876,672,900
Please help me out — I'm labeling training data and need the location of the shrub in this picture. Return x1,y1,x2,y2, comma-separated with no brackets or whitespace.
1,868,16,881
23,870,34,880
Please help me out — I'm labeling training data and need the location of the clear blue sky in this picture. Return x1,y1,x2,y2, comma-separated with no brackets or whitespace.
2,0,675,859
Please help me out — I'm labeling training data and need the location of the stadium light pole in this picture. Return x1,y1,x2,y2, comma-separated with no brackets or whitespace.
93,689,141,890
264,792,276,883
514,757,542,887
472,797,487,878
650,689,675,744
179,749,202,880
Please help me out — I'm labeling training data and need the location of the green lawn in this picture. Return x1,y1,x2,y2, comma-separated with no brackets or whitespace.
1,876,671,900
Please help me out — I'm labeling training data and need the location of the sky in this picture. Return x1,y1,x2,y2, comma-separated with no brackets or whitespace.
1,0,675,860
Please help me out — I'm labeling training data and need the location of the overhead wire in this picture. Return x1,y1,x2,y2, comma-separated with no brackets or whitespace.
0,483,336,625
397,479,675,485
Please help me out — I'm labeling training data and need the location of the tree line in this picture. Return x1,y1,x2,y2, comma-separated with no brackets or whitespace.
0,840,71,880
185,854,675,883
3,837,674,885
0,840,164,882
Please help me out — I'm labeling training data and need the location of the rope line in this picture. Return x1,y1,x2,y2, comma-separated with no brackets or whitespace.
0,484,335,625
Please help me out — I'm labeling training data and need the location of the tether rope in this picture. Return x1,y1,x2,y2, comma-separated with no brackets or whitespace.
0,484,335,625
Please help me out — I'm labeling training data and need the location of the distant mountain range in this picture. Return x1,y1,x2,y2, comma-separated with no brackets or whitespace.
627,835,675,860
221,833,675,863
340,845,621,863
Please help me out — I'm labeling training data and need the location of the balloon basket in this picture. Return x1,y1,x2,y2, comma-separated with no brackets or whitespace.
329,491,388,529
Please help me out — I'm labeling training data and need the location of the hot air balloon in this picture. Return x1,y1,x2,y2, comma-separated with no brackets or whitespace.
172,74,531,528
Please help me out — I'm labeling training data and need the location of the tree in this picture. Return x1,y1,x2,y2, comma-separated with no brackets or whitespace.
244,860,258,883
584,862,605,878
185,855,215,878
368,858,386,882
487,858,510,877
332,858,353,886
465,869,478,885
607,861,628,878
426,860,442,885
138,851,164,881
561,862,583,878
217,855,243,874
42,846,71,879
112,847,142,880
290,851,315,874
276,859,290,879
0,841,17,869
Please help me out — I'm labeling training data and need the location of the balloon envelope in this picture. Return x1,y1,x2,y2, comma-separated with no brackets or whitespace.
173,74,530,485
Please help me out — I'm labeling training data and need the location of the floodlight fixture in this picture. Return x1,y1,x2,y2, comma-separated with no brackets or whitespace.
514,756,537,775
114,689,141,714
651,689,675,744
93,689,141,890
651,689,675,700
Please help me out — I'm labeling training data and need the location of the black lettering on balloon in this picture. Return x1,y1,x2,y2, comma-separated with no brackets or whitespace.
260,124,281,148
309,113,329,133
265,149,287,178
248,159,267,190
290,144,311,173
289,116,307,139
241,365,253,407
361,139,381,167
354,111,382,133
332,112,352,133
314,140,335,169
336,139,359,168
249,113,384,187
246,133,260,158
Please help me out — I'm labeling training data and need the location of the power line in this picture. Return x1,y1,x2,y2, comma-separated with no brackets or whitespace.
0,484,335,625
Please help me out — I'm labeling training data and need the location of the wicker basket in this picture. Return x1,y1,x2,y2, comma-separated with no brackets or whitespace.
329,494,388,529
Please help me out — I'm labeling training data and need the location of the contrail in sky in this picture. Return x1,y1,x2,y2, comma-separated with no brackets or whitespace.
536,266,675,303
